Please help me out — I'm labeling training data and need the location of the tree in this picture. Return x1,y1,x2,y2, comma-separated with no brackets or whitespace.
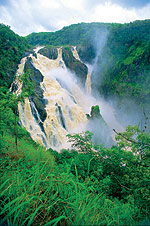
0,88,20,151
67,131,98,153
114,125,150,166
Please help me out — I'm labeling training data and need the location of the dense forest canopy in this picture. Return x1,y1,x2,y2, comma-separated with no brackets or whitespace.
26,22,110,46
0,24,31,88
0,21,150,225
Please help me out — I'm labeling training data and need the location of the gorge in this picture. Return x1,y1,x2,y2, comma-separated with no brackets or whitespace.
13,46,122,150
0,21,150,226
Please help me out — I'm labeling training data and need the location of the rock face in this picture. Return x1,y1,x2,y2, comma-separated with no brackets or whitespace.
77,45,96,64
87,105,114,147
11,82,18,93
87,105,107,126
38,47,58,60
62,47,88,85
90,105,103,120
23,57,47,122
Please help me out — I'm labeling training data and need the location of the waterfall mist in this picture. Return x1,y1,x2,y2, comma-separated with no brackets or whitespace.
89,28,149,135
17,45,147,151
45,66,121,148
91,28,109,89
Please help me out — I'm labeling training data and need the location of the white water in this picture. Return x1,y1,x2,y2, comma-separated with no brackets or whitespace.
10,56,50,148
15,46,123,150
18,48,88,149
18,98,49,148
71,46,123,133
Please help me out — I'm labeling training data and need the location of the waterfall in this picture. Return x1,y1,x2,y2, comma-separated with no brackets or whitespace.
18,98,49,148
15,46,124,150
85,72,91,94
23,47,87,149
72,46,80,60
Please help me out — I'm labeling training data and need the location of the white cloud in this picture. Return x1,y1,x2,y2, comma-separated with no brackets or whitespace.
40,0,61,9
88,2,137,23
136,3,150,20
0,0,149,36
61,0,85,11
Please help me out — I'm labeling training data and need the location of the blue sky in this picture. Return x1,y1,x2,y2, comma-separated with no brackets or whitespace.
0,0,150,36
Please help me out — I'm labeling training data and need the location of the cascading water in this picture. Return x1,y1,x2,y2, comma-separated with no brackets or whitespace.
72,46,80,60
15,47,88,150
15,46,123,150
18,98,49,148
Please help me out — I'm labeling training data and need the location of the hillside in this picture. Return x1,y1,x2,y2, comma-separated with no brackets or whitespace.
95,20,150,105
0,24,31,88
0,22,150,226
26,20,150,111
26,22,110,47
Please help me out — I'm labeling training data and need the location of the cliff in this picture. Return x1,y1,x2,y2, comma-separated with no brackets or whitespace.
62,47,88,85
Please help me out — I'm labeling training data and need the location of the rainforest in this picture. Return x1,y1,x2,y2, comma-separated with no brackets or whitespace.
0,20,150,226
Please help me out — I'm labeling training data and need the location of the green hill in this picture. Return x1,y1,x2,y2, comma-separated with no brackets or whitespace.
26,20,150,109
96,20,150,106
0,24,31,88
0,21,150,226
26,22,110,46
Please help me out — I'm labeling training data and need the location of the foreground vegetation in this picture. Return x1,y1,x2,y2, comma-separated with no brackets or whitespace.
0,81,150,225
0,22,150,225
0,92,150,225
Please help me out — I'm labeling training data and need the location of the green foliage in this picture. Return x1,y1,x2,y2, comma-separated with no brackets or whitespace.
26,20,150,108
21,70,35,97
1,21,150,225
1,128,149,225
0,90,18,136
26,22,110,47
97,20,150,109
26,22,109,64
115,125,150,163
67,131,96,153
0,24,31,88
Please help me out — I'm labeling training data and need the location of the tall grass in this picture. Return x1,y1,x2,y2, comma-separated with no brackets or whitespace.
0,132,141,225
0,153,140,226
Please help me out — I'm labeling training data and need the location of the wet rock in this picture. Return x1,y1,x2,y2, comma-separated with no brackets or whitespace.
38,46,58,60
22,50,34,58
33,52,37,58
23,57,47,122
77,45,96,64
55,103,67,130
87,105,114,147
11,82,18,93
90,105,103,120
62,47,88,85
